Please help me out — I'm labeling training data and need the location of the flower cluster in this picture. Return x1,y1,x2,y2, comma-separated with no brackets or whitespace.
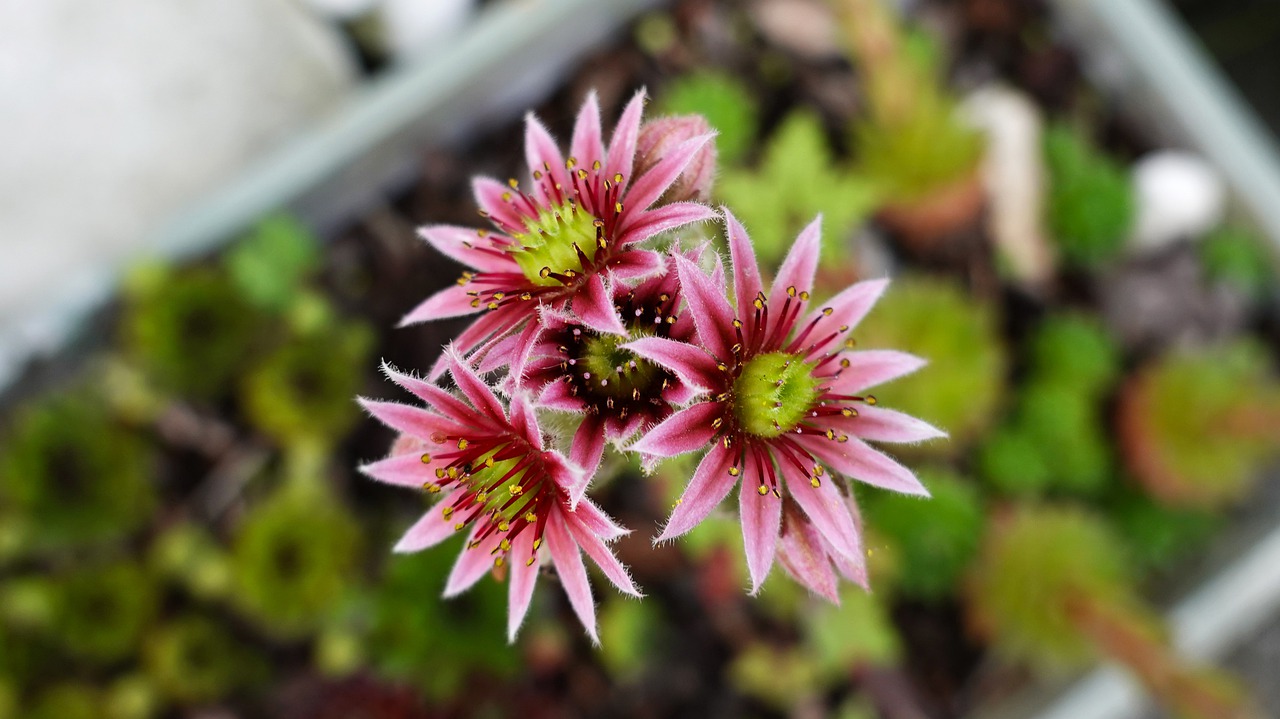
360,90,942,643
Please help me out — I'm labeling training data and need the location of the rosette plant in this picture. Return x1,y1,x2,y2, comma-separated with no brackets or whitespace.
360,89,940,643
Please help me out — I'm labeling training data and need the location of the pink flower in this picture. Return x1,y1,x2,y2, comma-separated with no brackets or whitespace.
635,115,718,204
359,349,642,643
403,90,717,378
625,210,944,595
523,254,701,477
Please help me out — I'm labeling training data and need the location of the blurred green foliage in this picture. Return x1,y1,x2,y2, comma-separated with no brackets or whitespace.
1044,123,1135,267
967,505,1130,668
226,214,322,312
853,89,983,204
854,275,1006,456
0,392,155,551
52,562,159,664
861,467,985,600
1199,224,1277,301
1119,340,1280,508
144,616,265,704
718,111,878,265
659,71,758,165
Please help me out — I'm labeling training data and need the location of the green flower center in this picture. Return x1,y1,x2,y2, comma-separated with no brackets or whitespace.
578,333,663,401
510,202,601,286
453,447,541,526
733,352,821,438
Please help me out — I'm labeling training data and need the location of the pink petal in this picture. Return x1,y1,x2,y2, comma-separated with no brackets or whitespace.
570,91,605,170
360,452,444,489
607,248,665,278
628,401,722,458
429,303,529,380
738,471,781,594
398,284,482,326
571,415,607,478
562,509,643,597
796,278,889,356
656,444,736,541
524,113,568,204
380,362,476,421
472,177,528,232
768,216,822,308
724,208,763,316
831,350,927,395
444,349,507,421
573,497,630,541
538,377,586,412
417,225,514,273
443,529,502,597
617,203,718,246
543,450,589,506
359,398,454,442
573,274,626,335
828,405,946,444
545,512,599,644
784,466,861,561
623,336,722,391
506,527,541,642
798,435,929,497
605,90,646,193
674,254,736,360
778,516,840,602
392,492,462,553
621,133,714,214
508,394,543,449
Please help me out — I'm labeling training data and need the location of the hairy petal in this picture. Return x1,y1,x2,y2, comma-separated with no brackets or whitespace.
769,215,822,308
831,350,927,395
657,444,735,541
443,530,502,597
399,285,482,325
674,255,736,360
563,511,643,598
724,208,764,315
618,202,718,246
623,336,721,391
359,398,454,442
444,349,506,421
570,91,605,170
392,492,462,553
573,274,627,336
800,435,930,497
628,401,722,458
799,278,889,356
621,134,714,216
417,225,513,273
829,406,946,445
778,516,840,602
571,415,607,479
506,528,541,643
785,468,861,561
739,469,781,594
546,513,599,644
606,90,646,194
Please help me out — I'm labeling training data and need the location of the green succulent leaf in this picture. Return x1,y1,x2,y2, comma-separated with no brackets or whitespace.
1044,123,1134,267
226,214,322,312
659,71,758,164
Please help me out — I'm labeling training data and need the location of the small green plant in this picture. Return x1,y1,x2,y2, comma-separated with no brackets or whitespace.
239,319,374,446
1199,224,1276,301
1118,340,1280,508
0,392,155,550
26,683,101,719
123,265,262,400
861,467,985,600
1107,489,1220,573
230,484,362,638
226,214,322,312
659,71,758,164
967,505,1255,717
51,561,159,664
365,542,518,699
144,616,265,704
853,275,1006,456
718,110,877,265
1027,313,1123,392
1044,123,1135,267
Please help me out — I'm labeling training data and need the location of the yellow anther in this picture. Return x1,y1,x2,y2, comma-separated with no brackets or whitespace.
810,476,821,488
442,506,454,519
420,453,432,464
498,521,510,532
728,466,741,476
865,395,877,405
500,539,511,551
524,512,537,522
427,484,442,494
494,557,505,568
510,484,523,496
526,556,536,566
533,538,542,551
787,286,797,297
458,438,469,450
539,267,552,278
454,522,465,531
822,307,833,316
757,484,769,496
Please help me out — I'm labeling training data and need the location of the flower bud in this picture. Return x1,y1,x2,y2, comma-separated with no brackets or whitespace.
635,115,718,203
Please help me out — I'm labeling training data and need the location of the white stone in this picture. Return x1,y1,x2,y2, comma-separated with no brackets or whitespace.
381,0,475,63
299,0,381,20
1130,150,1227,251
964,84,1055,288
0,0,355,373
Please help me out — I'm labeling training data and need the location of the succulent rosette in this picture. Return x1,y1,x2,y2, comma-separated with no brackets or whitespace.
404,90,717,378
359,349,641,642
625,211,944,594
523,254,701,476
